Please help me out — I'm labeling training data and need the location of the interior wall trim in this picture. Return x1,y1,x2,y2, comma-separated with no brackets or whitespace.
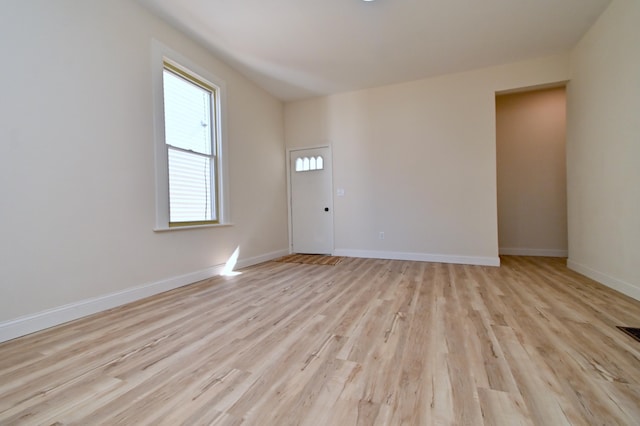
567,259,640,302
499,247,568,257
0,249,289,343
333,249,500,267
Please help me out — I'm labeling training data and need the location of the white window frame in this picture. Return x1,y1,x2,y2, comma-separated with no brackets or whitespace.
151,40,230,231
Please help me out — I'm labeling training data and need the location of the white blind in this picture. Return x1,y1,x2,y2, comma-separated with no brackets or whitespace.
163,66,217,224
168,149,214,222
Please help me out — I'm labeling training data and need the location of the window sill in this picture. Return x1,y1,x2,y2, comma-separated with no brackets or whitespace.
153,223,234,232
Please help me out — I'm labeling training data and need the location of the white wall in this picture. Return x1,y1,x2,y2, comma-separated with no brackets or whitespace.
0,0,288,337
567,0,640,299
285,55,570,265
496,88,568,257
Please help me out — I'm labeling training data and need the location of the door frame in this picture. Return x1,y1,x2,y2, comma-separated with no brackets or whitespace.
286,145,334,255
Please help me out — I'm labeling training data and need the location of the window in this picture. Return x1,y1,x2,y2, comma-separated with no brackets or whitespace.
152,41,229,230
295,155,324,172
163,63,217,226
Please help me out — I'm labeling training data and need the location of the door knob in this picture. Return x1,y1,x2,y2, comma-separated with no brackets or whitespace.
324,207,329,212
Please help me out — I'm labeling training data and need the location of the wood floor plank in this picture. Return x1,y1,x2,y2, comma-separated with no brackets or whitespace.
1,256,640,425
477,387,534,426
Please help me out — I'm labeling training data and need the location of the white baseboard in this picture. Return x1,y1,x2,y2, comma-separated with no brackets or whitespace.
233,249,289,269
0,249,288,343
567,259,640,302
499,247,568,257
333,249,500,267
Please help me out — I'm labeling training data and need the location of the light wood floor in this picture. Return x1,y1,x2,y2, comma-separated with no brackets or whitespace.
1,256,640,425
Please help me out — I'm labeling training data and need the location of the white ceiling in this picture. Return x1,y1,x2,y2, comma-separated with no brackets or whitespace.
137,0,611,101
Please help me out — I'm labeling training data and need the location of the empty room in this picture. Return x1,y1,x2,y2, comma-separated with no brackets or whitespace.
1,0,639,424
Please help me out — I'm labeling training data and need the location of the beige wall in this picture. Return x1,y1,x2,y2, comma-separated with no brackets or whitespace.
496,88,567,256
285,55,570,265
567,0,640,299
0,1,288,328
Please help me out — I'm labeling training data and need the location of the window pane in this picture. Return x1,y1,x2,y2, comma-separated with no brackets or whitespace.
316,156,323,170
168,148,214,222
163,69,212,155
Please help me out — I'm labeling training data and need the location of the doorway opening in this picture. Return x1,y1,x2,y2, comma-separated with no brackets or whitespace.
496,86,568,257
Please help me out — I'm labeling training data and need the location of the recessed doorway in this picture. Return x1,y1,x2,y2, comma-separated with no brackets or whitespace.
496,86,568,257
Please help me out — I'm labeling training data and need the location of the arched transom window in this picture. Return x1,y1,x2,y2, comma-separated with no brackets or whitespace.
295,155,324,172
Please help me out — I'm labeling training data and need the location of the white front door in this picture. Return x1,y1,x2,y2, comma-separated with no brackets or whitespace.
290,147,333,254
